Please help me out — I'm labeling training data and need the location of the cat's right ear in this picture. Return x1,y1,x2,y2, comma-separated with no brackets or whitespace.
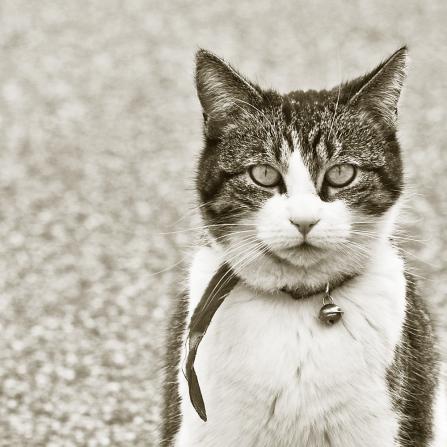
195,50,262,135
345,47,408,130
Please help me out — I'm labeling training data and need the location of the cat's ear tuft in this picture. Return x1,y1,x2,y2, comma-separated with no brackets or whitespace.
349,46,408,128
195,50,262,127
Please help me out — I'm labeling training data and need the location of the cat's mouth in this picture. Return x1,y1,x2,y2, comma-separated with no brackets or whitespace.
264,241,324,266
276,240,322,253
288,241,318,250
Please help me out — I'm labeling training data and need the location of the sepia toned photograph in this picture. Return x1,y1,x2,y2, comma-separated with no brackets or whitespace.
0,1,445,446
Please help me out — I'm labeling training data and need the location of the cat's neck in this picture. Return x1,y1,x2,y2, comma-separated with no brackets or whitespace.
209,236,395,295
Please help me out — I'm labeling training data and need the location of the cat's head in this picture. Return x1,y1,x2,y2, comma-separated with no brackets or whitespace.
195,48,407,293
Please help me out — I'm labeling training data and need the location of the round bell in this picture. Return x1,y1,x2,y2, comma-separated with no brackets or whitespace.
318,303,343,325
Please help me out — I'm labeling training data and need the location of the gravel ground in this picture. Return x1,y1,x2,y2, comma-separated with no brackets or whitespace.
0,1,445,446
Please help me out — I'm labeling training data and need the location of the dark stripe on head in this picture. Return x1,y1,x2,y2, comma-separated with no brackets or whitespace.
285,131,294,153
282,99,293,125
311,128,322,150
324,137,336,159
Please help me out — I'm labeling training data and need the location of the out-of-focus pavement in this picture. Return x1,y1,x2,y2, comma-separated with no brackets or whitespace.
0,1,445,445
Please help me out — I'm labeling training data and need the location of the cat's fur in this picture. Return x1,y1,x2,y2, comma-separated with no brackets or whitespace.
160,48,447,446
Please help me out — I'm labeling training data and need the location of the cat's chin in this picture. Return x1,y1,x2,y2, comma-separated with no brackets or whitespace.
222,243,365,295
269,243,327,268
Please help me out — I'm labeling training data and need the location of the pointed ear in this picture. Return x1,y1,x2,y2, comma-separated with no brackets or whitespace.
195,50,262,130
348,47,408,128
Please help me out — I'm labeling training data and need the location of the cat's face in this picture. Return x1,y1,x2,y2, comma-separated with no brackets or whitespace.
195,48,407,292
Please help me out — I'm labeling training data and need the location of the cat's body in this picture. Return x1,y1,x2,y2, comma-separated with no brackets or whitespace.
164,243,445,447
160,48,447,446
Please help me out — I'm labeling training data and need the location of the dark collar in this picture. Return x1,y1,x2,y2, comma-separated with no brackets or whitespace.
281,272,359,300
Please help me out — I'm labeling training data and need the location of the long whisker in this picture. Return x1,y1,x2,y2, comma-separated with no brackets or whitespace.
170,201,213,226
196,240,264,317
348,230,427,244
158,223,257,236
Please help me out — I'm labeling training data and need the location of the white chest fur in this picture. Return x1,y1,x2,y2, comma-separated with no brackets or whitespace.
175,243,407,447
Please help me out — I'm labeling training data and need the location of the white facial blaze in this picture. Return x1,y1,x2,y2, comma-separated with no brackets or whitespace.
285,146,316,196
283,150,323,233
286,154,320,223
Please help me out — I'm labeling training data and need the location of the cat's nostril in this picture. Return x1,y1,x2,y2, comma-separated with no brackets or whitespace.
289,219,320,237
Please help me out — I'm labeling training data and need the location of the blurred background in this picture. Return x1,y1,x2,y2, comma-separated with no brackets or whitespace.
0,0,445,445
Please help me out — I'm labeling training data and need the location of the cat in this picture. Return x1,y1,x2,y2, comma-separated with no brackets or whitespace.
159,47,447,447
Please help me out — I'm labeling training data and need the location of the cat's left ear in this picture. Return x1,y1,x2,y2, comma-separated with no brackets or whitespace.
348,47,408,129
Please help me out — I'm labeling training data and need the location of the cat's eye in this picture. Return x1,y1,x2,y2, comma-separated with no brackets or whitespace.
325,164,357,187
249,164,281,187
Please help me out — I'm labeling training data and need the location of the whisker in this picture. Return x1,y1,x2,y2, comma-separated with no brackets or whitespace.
169,201,213,226
196,240,265,317
158,223,257,236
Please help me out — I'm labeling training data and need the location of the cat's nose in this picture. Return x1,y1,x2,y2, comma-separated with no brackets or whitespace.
289,219,320,237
